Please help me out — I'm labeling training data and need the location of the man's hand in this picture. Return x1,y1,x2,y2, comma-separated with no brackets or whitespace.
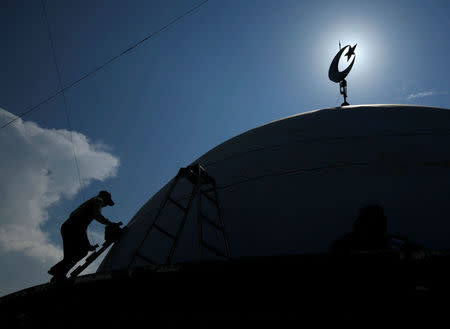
88,244,98,252
104,222,124,243
107,221,123,226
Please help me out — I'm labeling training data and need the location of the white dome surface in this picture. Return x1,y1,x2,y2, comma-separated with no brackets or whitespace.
98,104,450,272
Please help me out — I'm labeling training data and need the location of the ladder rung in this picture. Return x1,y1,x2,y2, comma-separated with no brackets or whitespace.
136,252,157,265
200,213,224,232
201,191,218,206
168,197,188,212
201,242,227,258
153,224,176,240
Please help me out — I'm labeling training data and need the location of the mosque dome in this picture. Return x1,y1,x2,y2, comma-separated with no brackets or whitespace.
98,104,450,272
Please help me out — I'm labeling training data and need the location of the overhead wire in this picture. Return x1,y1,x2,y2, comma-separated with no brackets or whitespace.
41,0,93,260
40,0,86,201
1,0,210,130
42,0,93,247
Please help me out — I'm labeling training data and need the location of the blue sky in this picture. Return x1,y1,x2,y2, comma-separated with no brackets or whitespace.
0,0,449,296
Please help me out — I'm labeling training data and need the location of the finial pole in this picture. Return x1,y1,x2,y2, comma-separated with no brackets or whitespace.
339,79,349,106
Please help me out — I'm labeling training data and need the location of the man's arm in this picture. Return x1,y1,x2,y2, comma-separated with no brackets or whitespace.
92,198,112,225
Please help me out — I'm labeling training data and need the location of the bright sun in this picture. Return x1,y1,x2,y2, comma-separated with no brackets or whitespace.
312,18,384,91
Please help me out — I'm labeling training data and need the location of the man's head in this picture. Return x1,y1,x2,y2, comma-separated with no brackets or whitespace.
98,190,115,206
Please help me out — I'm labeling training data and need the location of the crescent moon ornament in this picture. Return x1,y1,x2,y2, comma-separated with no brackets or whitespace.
328,44,356,82
328,43,357,106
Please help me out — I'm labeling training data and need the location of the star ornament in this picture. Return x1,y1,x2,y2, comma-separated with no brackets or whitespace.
345,44,357,61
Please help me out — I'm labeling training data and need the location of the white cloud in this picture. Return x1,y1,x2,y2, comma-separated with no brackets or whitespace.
0,108,119,295
406,90,438,100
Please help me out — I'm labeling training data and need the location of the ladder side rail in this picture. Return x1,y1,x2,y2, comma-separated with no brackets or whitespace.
198,182,230,259
70,241,112,277
166,179,200,265
197,187,204,257
212,182,231,257
127,173,182,268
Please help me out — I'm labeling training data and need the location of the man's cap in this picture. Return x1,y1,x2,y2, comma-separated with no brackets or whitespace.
98,190,115,206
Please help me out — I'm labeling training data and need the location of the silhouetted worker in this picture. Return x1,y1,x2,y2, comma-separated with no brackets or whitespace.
48,190,117,281
331,205,426,258
331,204,389,254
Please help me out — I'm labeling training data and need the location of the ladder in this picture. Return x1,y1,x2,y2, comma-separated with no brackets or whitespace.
69,222,124,278
69,243,106,278
128,164,230,267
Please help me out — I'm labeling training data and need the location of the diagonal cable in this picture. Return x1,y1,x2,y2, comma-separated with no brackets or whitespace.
41,0,86,201
1,0,209,130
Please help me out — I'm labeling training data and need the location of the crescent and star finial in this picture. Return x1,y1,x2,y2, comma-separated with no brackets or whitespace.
328,43,357,106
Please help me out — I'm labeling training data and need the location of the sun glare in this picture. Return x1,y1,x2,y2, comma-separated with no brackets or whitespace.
312,18,384,91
